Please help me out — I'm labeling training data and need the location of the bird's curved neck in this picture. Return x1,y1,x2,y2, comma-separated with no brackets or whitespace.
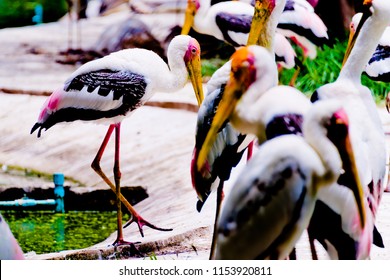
233,69,278,132
160,53,189,93
340,11,390,82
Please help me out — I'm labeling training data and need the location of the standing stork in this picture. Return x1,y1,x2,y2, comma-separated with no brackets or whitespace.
31,35,204,246
309,0,390,259
213,100,365,259
181,0,298,69
191,0,291,259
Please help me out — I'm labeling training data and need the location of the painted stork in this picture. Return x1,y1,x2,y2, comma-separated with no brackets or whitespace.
213,99,365,260
0,213,24,260
181,0,298,69
31,35,204,246
309,0,390,259
191,0,290,259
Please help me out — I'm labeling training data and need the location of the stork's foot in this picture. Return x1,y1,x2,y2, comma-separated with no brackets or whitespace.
113,239,134,247
113,240,143,257
124,215,172,237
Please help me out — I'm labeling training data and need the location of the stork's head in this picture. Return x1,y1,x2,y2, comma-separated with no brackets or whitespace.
329,107,366,229
307,101,366,230
181,0,200,35
183,36,204,105
343,0,390,66
196,46,276,171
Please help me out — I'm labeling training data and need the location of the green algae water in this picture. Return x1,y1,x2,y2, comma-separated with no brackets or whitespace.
2,211,131,255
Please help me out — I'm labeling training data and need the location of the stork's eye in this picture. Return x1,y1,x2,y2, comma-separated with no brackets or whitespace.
191,47,197,54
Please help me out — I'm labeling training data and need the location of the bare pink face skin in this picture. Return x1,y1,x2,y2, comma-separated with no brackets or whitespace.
306,0,319,7
184,38,201,64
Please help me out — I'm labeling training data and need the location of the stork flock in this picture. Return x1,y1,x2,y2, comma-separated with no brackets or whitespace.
1,0,389,260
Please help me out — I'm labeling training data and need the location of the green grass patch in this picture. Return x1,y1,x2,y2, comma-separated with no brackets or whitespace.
201,39,389,103
2,210,130,254
279,39,389,103
201,57,227,78
0,0,68,29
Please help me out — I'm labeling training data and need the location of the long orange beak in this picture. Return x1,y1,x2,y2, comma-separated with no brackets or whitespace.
342,0,372,66
196,48,254,171
196,78,241,171
181,0,197,35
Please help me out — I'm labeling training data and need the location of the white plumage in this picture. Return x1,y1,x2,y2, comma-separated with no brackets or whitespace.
277,0,329,59
182,0,297,69
31,35,204,246
309,0,390,259
215,100,362,259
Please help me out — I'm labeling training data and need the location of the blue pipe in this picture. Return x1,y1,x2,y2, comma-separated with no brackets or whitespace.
0,197,56,207
0,173,65,213
53,173,65,213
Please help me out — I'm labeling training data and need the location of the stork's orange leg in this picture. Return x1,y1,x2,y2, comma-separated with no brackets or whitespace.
91,124,172,242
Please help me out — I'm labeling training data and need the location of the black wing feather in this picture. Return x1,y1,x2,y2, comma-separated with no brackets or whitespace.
64,69,147,105
215,13,252,47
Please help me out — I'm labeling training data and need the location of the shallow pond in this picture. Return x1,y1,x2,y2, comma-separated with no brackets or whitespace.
2,210,131,255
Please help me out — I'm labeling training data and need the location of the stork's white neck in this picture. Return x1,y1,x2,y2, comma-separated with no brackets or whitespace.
232,58,279,133
340,5,390,83
193,0,211,33
158,49,189,93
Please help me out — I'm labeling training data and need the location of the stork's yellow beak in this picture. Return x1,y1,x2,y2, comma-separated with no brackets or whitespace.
247,0,273,46
185,38,204,106
343,132,366,229
342,1,372,66
197,48,255,171
334,110,366,229
196,81,239,171
187,57,204,106
181,0,198,35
